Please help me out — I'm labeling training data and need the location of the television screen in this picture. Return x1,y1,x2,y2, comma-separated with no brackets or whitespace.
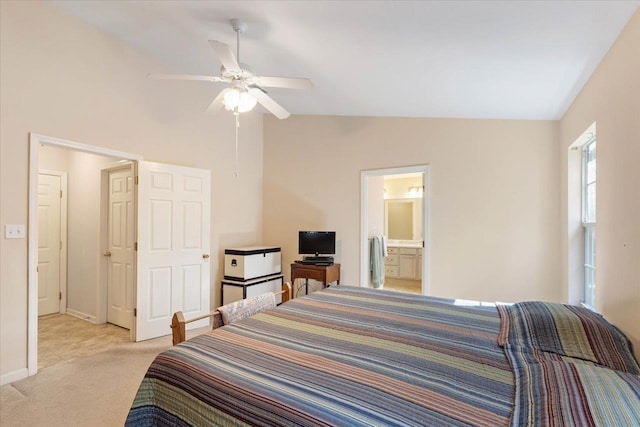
298,231,336,256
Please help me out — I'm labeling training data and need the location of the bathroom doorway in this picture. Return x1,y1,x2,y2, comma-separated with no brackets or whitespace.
360,165,430,295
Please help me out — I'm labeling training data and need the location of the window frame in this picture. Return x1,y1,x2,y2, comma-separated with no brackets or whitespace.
581,138,596,309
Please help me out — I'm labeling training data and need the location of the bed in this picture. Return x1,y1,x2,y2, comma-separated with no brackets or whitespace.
126,286,640,426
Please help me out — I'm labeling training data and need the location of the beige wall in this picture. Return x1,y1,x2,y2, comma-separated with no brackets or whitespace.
384,176,423,199
39,145,70,172
264,116,560,303
66,151,117,318
0,1,264,382
367,176,385,239
366,176,385,286
560,10,640,353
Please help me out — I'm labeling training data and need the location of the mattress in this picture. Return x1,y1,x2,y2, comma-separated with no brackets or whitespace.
126,286,640,426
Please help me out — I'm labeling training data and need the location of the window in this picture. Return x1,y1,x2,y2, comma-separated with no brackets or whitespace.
582,139,596,308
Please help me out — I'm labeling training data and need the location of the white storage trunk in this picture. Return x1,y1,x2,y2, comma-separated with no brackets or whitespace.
221,274,284,305
224,246,281,282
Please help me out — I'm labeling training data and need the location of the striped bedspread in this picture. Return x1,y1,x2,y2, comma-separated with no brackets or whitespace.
498,302,640,426
505,345,640,427
126,286,514,426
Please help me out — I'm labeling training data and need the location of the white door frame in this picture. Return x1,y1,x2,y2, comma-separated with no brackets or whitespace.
38,169,69,315
98,162,135,334
360,165,430,295
28,133,143,376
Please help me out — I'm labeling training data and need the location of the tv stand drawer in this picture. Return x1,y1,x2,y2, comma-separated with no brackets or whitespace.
294,267,325,281
290,263,341,297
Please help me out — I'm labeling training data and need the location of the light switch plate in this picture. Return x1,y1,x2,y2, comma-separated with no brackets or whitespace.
5,224,26,239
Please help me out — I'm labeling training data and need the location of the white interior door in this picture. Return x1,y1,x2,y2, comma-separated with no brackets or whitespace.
135,161,211,341
38,173,62,316
107,167,135,329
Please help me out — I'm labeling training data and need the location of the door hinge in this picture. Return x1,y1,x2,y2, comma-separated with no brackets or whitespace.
60,190,63,198
134,308,137,317
60,241,63,250
59,292,62,301
134,242,138,251
134,176,139,185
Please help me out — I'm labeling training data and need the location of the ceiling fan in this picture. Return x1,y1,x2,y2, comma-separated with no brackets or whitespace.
149,19,313,119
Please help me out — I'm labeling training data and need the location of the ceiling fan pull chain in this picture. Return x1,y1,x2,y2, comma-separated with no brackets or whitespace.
236,29,240,63
234,111,240,177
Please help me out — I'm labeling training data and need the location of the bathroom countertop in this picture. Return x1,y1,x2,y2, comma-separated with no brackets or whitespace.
387,242,423,248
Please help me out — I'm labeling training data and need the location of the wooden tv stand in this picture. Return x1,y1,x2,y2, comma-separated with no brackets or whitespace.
290,263,340,297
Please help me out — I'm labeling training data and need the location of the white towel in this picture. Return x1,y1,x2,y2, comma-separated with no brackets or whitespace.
370,236,385,289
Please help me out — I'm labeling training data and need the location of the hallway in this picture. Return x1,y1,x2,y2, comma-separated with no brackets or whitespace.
38,314,129,370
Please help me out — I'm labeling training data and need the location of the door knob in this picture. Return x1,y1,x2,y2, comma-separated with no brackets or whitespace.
202,253,210,259
104,251,112,257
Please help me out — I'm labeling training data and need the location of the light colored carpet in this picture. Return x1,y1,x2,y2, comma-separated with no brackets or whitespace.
38,314,130,370
0,322,209,426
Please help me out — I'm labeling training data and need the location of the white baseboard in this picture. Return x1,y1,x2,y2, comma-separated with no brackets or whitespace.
66,308,96,323
1,368,29,386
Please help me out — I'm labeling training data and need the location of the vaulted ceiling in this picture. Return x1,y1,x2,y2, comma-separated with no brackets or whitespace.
50,0,639,120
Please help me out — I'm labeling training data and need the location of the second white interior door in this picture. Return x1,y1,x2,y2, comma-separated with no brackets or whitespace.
38,172,62,316
107,167,135,329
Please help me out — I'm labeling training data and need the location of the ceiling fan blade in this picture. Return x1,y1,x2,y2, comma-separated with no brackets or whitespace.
205,88,230,114
249,88,290,119
254,76,313,90
208,40,240,71
148,73,224,82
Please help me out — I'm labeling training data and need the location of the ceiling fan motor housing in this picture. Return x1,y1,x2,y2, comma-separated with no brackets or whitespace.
220,64,254,80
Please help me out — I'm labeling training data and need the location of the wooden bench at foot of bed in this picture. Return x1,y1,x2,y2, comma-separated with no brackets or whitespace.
170,282,292,345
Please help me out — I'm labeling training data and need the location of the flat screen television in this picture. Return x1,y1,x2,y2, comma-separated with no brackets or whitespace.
298,231,336,257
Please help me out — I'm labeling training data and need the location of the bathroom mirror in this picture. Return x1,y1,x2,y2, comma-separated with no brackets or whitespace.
384,198,422,241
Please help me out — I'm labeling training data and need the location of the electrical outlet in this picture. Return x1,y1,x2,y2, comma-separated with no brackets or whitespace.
5,224,26,239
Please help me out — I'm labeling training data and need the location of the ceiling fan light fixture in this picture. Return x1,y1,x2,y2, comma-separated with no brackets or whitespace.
222,87,257,113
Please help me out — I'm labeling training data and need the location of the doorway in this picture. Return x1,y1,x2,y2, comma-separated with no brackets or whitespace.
28,134,143,376
35,146,136,371
28,133,213,377
360,165,430,295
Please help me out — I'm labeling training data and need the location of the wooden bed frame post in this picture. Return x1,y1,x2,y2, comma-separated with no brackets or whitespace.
170,282,291,346
282,281,291,303
171,311,186,346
